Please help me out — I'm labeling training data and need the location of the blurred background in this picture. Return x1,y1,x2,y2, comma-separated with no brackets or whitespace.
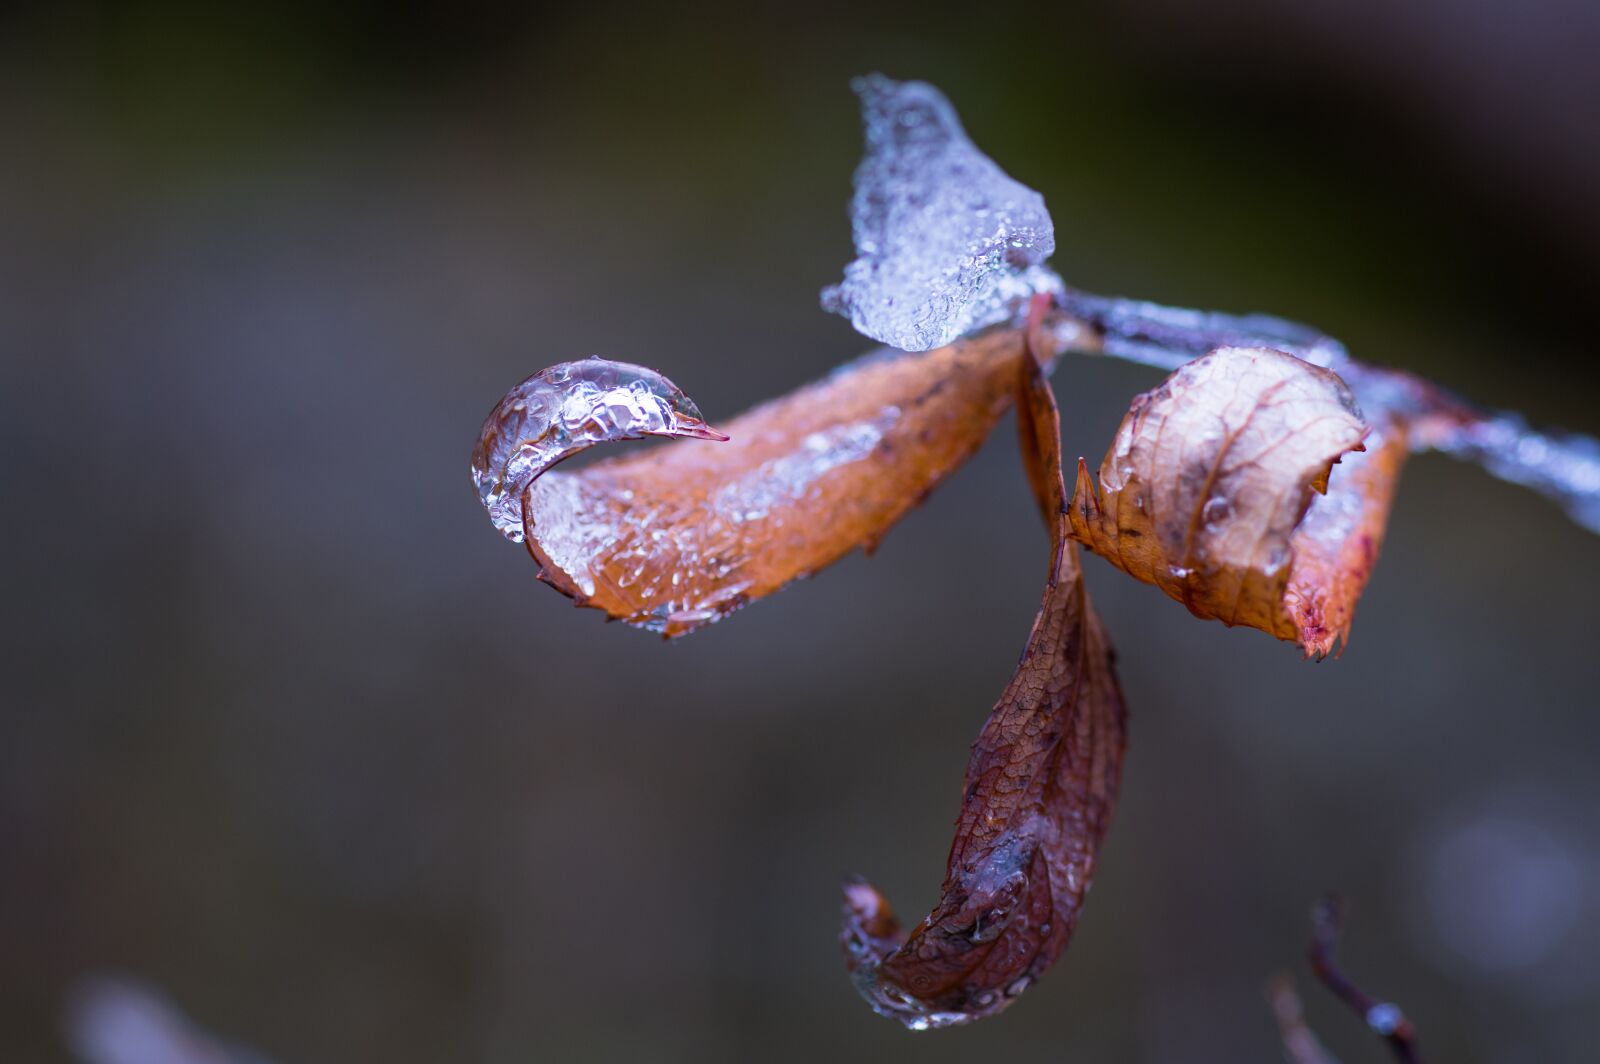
4,2,1599,1061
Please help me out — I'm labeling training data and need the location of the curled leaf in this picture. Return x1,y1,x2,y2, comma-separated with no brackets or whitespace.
1284,412,1409,656
1067,346,1374,655
842,337,1126,1028
476,328,1035,636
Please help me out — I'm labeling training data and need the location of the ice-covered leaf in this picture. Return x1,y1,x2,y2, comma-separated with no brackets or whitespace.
821,74,1060,352
842,335,1126,1029
1067,347,1378,656
471,358,728,544
475,327,1037,637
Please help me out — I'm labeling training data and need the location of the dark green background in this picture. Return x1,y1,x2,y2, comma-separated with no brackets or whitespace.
5,2,1598,1060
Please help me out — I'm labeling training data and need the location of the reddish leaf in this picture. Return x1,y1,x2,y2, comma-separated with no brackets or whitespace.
841,336,1127,1028
1284,411,1409,655
1066,346,1384,655
474,328,1034,636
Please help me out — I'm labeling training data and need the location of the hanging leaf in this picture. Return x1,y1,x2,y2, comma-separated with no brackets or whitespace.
462,73,1600,1040
1066,346,1380,655
473,327,1035,637
1282,412,1409,656
842,334,1127,1028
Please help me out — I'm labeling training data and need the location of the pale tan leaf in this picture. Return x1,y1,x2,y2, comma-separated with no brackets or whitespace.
1067,346,1373,654
1284,412,1409,655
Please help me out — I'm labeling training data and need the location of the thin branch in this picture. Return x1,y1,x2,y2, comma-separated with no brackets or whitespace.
1052,288,1349,371
1044,290,1600,534
1306,894,1422,1064
1265,974,1340,1064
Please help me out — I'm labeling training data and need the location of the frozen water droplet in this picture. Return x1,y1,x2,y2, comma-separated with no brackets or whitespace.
471,357,726,543
1201,494,1233,530
1366,1002,1404,1035
821,74,1061,351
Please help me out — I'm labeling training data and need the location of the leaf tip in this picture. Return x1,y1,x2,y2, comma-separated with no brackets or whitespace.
667,412,731,442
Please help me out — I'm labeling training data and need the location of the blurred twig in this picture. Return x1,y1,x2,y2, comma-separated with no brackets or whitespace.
1306,895,1422,1064
1265,974,1339,1064
64,976,271,1064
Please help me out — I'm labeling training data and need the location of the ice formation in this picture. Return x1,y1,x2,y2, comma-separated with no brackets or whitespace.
1430,414,1600,533
821,75,1061,352
471,358,726,543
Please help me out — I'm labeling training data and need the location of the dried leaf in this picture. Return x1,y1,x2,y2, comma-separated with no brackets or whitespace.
1284,412,1408,656
1067,346,1380,655
841,339,1127,1028
475,327,1033,636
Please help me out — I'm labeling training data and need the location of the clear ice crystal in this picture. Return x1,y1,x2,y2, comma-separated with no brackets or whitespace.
471,358,725,543
821,74,1061,352
1431,414,1600,534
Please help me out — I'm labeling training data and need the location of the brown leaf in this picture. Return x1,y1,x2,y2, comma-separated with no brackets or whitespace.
477,327,1033,636
841,337,1127,1028
1066,346,1382,655
1284,412,1409,656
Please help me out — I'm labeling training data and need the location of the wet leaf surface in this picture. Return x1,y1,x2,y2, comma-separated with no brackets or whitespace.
1284,411,1409,656
480,327,1033,636
841,335,1127,1028
1066,346,1376,655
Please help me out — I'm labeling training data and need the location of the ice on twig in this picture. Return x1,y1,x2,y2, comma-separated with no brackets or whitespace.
1429,415,1600,533
821,75,1061,352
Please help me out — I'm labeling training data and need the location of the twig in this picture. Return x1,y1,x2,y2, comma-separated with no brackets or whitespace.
1265,974,1340,1064
1306,894,1422,1064
1051,288,1349,372
1044,289,1600,535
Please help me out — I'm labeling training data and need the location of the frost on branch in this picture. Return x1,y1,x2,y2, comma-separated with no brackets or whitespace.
1335,361,1600,536
1435,415,1600,534
842,328,1126,1029
821,75,1061,352
1067,347,1387,657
